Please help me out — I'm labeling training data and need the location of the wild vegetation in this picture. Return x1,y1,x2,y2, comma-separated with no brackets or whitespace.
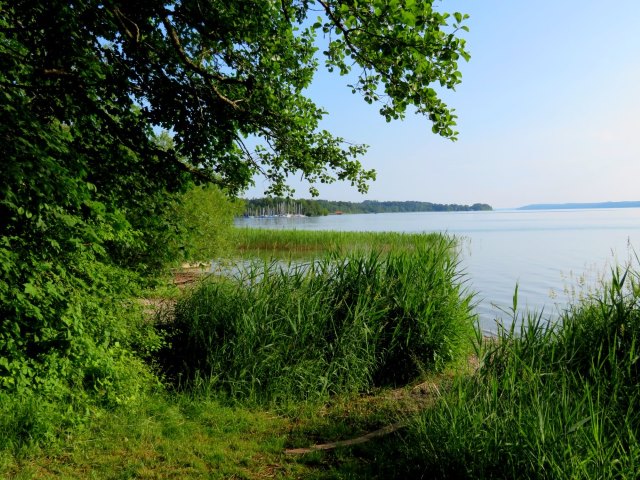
1,228,479,478
1,0,469,406
173,185,245,262
5,1,640,478
390,267,640,479
3,221,640,478
160,237,475,403
2,0,474,475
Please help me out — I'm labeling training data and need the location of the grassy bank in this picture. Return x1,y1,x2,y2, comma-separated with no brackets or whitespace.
3,229,640,478
1,230,474,478
0,381,441,479
160,235,475,403
389,267,640,478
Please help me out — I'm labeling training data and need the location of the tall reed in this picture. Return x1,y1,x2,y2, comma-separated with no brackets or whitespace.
394,266,640,479
159,235,475,404
230,228,445,258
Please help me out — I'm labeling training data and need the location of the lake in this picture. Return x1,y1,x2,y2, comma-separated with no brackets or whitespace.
235,208,640,334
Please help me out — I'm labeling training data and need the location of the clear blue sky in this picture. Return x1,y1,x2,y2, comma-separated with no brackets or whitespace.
245,0,640,209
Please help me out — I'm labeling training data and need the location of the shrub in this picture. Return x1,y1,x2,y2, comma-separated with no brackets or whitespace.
171,184,245,263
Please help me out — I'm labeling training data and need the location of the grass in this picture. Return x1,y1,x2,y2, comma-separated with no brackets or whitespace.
158,235,476,404
387,266,640,479
1,229,473,478
230,228,446,258
0,392,294,479
0,381,451,479
6,228,640,478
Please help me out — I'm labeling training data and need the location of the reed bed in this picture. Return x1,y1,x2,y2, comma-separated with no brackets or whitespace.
230,228,445,258
394,267,640,479
159,235,475,404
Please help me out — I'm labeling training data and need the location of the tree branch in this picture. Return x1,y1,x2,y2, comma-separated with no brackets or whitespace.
111,6,140,44
161,15,242,110
235,136,267,177
281,0,291,23
316,0,393,82
40,68,74,77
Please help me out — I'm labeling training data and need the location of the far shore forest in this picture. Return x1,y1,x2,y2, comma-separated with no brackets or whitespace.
243,198,493,217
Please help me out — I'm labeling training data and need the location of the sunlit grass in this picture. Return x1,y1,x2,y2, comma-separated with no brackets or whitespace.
159,236,476,404
0,392,299,479
230,228,445,258
388,266,640,479
1,383,458,480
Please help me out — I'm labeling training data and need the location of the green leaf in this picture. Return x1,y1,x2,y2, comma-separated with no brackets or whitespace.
24,282,38,296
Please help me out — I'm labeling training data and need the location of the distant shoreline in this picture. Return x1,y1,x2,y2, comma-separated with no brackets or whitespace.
518,201,640,211
244,198,492,217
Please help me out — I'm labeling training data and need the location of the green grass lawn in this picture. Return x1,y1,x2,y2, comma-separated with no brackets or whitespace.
1,381,451,479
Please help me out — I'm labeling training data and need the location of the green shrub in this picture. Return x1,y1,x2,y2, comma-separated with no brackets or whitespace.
1,78,183,445
172,185,245,263
0,228,162,450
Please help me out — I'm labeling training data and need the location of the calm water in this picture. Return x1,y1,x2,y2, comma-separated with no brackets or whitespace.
235,208,640,333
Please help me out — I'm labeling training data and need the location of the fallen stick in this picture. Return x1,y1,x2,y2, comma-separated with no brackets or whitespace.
285,421,408,455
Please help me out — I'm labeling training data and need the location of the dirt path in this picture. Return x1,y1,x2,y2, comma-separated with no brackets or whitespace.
138,266,208,317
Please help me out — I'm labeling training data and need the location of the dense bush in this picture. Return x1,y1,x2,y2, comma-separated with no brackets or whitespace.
160,236,476,403
172,185,245,263
0,32,187,399
0,177,244,449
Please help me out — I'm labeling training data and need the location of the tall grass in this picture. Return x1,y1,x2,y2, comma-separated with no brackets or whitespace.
231,228,445,258
394,266,640,479
159,235,475,404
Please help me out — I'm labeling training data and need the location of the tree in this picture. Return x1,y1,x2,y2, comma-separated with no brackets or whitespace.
2,0,469,197
0,0,469,395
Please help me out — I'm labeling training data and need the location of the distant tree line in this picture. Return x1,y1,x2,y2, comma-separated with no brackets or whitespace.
243,198,492,217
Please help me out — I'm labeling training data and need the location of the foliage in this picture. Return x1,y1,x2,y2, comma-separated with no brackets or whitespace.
2,0,180,404
159,236,475,403
0,232,160,395
172,185,245,263
392,267,640,479
1,0,469,198
1,0,469,398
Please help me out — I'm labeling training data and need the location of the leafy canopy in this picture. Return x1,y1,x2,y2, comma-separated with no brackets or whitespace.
3,0,469,197
0,0,468,397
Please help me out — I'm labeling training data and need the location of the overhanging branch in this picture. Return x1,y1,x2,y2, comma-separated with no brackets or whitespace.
161,15,242,110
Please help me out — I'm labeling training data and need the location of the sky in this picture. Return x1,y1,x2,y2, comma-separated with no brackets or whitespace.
245,0,640,209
